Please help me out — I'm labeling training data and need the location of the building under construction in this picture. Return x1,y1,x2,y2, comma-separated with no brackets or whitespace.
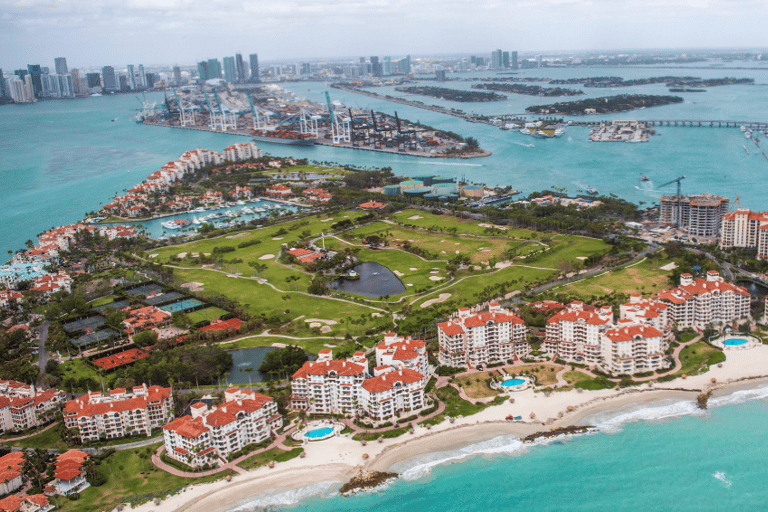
660,193,730,237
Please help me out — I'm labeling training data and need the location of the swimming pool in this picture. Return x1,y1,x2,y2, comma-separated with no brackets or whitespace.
501,378,526,387
723,338,748,346
304,427,334,439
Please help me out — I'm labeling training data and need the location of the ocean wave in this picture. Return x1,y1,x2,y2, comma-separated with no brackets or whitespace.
393,435,529,481
708,384,768,408
225,480,340,511
587,399,704,434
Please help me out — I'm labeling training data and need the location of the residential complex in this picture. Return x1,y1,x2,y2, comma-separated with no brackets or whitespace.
544,301,614,365
48,449,90,496
437,303,529,368
162,388,282,469
360,368,427,422
0,381,64,432
63,384,174,442
374,333,428,376
657,271,751,330
660,193,729,237
290,357,367,414
720,209,768,259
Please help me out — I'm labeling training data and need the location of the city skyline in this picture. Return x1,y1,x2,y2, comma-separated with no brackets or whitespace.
2,0,767,66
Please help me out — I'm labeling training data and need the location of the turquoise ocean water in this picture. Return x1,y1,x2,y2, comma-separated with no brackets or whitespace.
2,63,768,257
228,386,768,512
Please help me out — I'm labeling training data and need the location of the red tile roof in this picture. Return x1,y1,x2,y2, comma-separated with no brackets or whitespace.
200,318,242,332
292,360,365,379
362,369,423,393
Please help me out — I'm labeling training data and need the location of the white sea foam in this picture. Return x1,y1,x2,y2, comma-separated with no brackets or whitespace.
225,480,340,511
708,384,768,408
587,399,704,434
713,471,732,488
393,435,529,481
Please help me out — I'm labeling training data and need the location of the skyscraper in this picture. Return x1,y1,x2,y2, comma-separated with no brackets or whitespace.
70,69,82,95
26,65,43,96
101,66,118,91
502,51,510,69
536,55,542,68
491,49,502,69
249,54,260,83
0,69,6,99
397,55,411,75
173,66,182,85
86,72,102,88
119,75,129,91
235,53,246,83
127,64,136,90
54,57,68,75
511,51,518,70
206,59,222,80
370,56,381,77
383,56,392,76
138,64,146,87
223,56,237,83
197,61,209,82
301,63,311,75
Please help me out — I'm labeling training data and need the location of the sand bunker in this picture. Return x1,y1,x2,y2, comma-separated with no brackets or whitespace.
420,293,452,308
309,322,322,328
149,254,158,258
408,215,423,220
321,326,332,333
409,268,418,271
576,256,588,260
271,343,287,348
321,219,333,222
455,250,460,254
259,254,275,260
371,313,382,317
177,252,188,258
304,319,338,325
191,253,199,258
393,270,404,277
180,282,205,292
429,276,444,281
407,283,414,287
226,233,248,239
272,237,283,241
660,262,679,271
430,270,439,274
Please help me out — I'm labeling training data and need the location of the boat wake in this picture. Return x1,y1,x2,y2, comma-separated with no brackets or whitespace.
512,142,535,148
225,480,340,511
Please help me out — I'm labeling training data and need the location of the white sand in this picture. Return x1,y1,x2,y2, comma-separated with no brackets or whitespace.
132,345,768,512
309,322,321,328
409,268,418,271
576,256,588,260
271,343,287,348
660,262,679,271
455,250,460,254
407,283,414,287
226,233,248,239
149,254,158,258
429,276,444,281
304,319,338,325
393,270,404,277
177,252,187,258
321,326,332,333
180,282,205,292
430,270,439,274
320,219,334,222
408,215,423,220
258,254,275,260
191,253,199,258
420,293,452,308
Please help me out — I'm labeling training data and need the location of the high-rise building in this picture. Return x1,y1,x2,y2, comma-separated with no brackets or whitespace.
511,51,518,70
491,49,503,69
101,66,118,91
301,63,311,75
138,64,146,87
370,56,381,77
223,56,237,83
536,55,542,68
249,54,260,83
118,75,129,91
435,69,446,81
86,72,101,88
383,56,392,76
197,61,208,82
397,55,411,75
359,57,366,64
26,65,42,96
235,53,246,83
127,64,136,90
69,69,82,95
145,73,158,88
54,57,68,75
502,51,510,69
172,66,182,85
206,58,222,79
0,69,6,99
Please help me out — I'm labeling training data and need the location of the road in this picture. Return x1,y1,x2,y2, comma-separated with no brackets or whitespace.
37,321,50,381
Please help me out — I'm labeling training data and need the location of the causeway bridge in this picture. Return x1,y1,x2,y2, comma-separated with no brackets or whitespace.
567,120,768,129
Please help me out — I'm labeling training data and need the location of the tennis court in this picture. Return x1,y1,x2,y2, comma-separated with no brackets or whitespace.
93,299,129,313
71,329,118,348
63,315,106,333
159,299,204,313
145,291,184,306
126,283,164,297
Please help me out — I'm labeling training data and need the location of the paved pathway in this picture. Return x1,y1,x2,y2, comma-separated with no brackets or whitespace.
0,421,60,442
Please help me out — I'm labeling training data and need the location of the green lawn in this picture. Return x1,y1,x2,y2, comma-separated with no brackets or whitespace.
237,447,303,470
530,234,609,269
553,257,673,301
89,295,115,307
54,443,236,512
224,336,351,357
6,423,68,450
673,341,726,377
188,307,229,324
60,357,118,391
391,209,535,239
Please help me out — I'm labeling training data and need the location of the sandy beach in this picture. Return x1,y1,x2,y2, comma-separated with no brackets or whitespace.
129,344,768,512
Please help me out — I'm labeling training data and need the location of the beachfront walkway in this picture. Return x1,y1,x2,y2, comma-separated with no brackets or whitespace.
151,426,297,478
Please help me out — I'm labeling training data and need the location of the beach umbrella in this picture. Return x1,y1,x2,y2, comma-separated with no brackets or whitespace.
362,453,369,459
529,412,536,418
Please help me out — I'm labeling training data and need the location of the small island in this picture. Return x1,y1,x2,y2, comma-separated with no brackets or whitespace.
472,83,584,97
395,86,506,102
549,76,753,88
526,94,684,115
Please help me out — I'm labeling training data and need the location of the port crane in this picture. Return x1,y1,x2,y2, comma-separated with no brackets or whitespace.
246,90,277,133
212,89,237,131
172,88,198,127
300,109,322,138
659,175,687,228
324,92,351,144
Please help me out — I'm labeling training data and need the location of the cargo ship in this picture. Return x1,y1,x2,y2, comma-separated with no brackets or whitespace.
252,129,315,146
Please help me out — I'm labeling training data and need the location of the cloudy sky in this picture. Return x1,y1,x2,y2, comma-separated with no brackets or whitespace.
1,0,765,69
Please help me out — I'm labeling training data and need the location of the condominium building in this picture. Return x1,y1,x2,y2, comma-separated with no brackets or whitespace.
222,142,262,162
0,452,24,495
63,384,173,442
657,271,751,330
544,301,613,364
360,368,426,422
163,388,281,469
603,322,666,375
48,449,89,496
0,381,64,432
290,358,367,413
620,294,672,339
437,303,528,368
374,333,428,376
720,209,768,259
660,194,729,237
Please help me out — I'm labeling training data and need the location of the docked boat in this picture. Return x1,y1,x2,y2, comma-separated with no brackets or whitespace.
252,133,315,147
741,125,747,132
241,207,253,215
586,186,599,195
744,145,750,155
553,127,565,137
532,130,547,139
192,217,201,225
745,130,752,139
161,219,190,230
640,175,650,181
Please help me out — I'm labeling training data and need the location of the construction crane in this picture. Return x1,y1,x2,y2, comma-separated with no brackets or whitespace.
730,193,742,212
659,175,687,228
